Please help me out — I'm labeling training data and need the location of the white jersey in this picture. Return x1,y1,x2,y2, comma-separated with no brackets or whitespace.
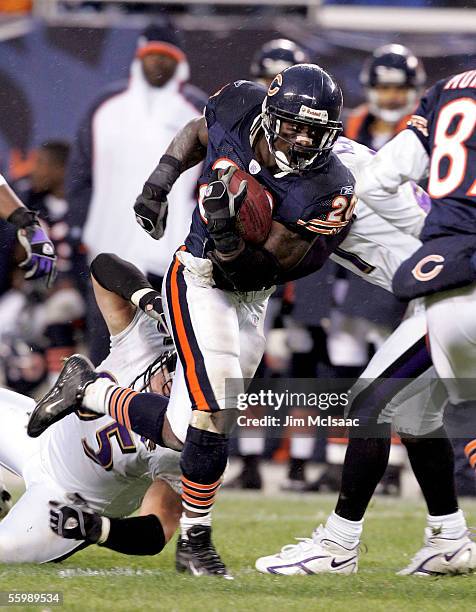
336,136,428,239
38,309,180,517
354,129,430,202
330,137,426,292
39,413,178,518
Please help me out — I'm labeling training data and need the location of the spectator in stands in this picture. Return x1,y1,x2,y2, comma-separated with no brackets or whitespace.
66,19,207,365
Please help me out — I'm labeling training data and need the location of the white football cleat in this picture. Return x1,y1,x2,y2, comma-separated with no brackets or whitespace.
255,526,358,575
0,487,12,520
398,528,476,576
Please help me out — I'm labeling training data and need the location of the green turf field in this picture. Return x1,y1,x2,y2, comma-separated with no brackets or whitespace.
0,493,474,611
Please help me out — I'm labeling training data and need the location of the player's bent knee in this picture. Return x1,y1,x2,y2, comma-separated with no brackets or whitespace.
190,409,239,436
180,426,229,484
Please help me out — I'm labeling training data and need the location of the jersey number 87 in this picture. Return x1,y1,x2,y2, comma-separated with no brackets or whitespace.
428,97,476,199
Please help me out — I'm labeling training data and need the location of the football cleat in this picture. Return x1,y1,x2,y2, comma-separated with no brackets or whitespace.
27,354,99,438
0,487,12,520
255,525,358,575
397,528,476,576
176,525,233,579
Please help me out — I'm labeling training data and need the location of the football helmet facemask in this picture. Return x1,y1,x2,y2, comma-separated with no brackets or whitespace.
261,64,343,173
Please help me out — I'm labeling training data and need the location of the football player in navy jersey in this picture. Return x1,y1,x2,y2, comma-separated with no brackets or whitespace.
29,64,355,578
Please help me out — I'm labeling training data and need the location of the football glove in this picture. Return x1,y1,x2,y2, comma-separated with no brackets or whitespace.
134,155,181,240
49,494,104,543
130,288,171,336
8,208,57,288
203,166,247,254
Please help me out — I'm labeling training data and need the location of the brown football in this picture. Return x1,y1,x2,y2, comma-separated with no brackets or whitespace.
230,168,273,245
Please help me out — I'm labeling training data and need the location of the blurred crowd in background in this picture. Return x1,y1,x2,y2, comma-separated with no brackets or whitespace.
0,5,475,497
0,0,469,16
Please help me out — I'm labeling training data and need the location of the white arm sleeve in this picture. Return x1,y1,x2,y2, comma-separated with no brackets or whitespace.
0,174,7,187
353,130,430,238
337,133,429,239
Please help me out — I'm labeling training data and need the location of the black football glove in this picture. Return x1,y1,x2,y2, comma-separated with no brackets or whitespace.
134,155,181,240
49,494,104,543
8,208,57,288
203,166,247,254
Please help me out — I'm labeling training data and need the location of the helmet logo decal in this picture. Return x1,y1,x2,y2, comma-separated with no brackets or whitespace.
267,73,283,97
298,106,328,122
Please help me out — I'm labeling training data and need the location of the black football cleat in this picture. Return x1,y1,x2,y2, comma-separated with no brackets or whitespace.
176,525,233,579
27,354,99,438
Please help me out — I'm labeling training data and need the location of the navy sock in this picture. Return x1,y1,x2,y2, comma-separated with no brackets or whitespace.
180,425,229,514
108,389,168,446
335,432,391,521
400,427,458,516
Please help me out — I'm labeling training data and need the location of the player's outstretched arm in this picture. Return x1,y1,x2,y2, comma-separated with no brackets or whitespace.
90,253,167,334
0,180,57,287
134,116,208,240
50,480,181,556
355,129,430,199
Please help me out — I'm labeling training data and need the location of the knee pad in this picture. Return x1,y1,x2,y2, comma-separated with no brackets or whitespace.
190,409,239,436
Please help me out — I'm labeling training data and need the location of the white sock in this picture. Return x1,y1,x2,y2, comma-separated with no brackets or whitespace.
427,509,467,539
324,511,363,548
290,436,315,460
238,435,265,455
180,513,212,540
83,378,116,415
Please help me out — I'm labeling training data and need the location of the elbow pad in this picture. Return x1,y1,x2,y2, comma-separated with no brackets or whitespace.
90,253,152,301
100,514,166,556
208,243,281,292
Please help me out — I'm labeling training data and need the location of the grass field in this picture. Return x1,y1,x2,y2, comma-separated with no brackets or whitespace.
0,493,474,611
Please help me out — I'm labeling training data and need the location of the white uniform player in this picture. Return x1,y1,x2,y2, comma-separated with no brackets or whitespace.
256,73,476,577
331,137,444,435
0,310,181,563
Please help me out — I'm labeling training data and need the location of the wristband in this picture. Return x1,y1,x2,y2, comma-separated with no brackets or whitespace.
144,155,182,197
7,207,38,229
97,517,111,545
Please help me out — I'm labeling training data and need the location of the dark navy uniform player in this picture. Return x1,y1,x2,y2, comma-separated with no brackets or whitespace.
141,66,354,578
28,65,355,578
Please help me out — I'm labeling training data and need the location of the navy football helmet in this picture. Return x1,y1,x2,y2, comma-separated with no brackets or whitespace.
250,39,310,86
360,44,426,123
261,64,343,173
